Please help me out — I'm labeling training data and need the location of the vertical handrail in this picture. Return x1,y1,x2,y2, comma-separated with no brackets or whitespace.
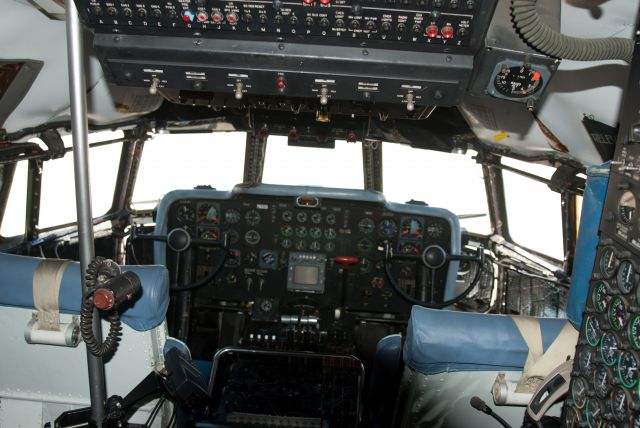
65,2,107,424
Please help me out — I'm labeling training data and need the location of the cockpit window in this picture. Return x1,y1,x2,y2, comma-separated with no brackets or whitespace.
262,136,364,189
382,144,491,235
502,158,564,260
132,132,246,207
39,141,123,229
0,160,28,237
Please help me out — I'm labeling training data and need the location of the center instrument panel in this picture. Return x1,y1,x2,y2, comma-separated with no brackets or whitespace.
73,0,497,108
156,185,460,357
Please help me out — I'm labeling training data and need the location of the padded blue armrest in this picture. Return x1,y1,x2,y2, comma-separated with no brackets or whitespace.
404,306,568,375
0,253,169,331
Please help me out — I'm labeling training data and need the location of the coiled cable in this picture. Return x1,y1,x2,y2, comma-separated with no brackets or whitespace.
80,294,122,357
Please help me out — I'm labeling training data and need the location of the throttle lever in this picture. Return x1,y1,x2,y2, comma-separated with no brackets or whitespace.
334,256,359,319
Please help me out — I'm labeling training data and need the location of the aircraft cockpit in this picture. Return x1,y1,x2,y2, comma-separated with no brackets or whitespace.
0,0,639,426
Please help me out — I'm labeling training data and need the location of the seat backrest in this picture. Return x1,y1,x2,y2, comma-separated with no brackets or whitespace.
0,253,171,427
395,306,574,428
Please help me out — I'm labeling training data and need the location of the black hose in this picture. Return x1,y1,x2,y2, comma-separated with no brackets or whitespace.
169,246,228,292
511,0,634,63
80,296,122,357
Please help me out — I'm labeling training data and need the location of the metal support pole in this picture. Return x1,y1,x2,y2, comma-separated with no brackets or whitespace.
65,2,107,424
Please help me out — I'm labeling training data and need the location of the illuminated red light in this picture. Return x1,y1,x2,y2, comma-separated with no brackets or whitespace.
441,25,454,39
425,25,438,38
303,0,314,5
277,80,286,89
320,0,331,4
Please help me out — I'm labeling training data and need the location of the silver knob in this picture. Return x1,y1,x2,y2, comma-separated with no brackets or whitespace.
234,81,244,100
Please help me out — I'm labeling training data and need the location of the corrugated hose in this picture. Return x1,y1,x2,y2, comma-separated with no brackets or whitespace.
511,0,634,63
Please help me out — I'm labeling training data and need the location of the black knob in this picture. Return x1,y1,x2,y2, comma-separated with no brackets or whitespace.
465,0,475,9
304,16,314,26
151,8,162,18
92,5,103,15
274,14,284,25
319,18,330,28
259,14,268,24
244,12,253,23
381,21,391,31
422,245,447,269
106,7,117,16
365,20,376,30
335,18,345,28
167,9,177,18
349,20,361,30
412,23,421,34
289,15,299,26
167,228,191,253
396,22,406,32
136,8,147,18
449,0,459,7
122,7,132,17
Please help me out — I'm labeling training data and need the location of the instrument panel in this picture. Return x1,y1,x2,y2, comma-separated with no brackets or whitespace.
157,186,459,356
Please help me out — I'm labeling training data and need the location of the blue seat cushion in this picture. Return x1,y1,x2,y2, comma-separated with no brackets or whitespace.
0,253,169,331
404,306,568,375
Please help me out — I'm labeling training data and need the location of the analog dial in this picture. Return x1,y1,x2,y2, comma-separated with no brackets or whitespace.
586,399,604,428
585,315,602,347
578,347,595,377
311,213,322,224
619,190,636,225
592,281,609,313
571,376,588,409
281,210,293,222
358,218,376,234
617,260,638,294
224,208,241,225
629,314,640,350
600,332,620,366
198,203,219,224
593,364,611,399
610,386,631,422
245,209,261,226
176,205,195,222
400,217,423,240
378,219,398,237
617,351,639,388
244,230,261,245
493,66,544,98
599,247,617,278
608,296,627,331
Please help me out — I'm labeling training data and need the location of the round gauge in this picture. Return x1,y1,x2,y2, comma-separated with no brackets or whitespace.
358,238,373,253
600,332,620,367
244,230,261,245
359,258,372,273
400,242,422,255
565,406,582,428
617,260,639,294
295,240,307,251
619,191,636,225
324,242,335,252
571,376,589,409
309,227,322,239
176,205,195,222
585,398,604,428
628,314,640,350
608,296,627,331
295,226,308,238
281,210,293,222
579,347,596,377
593,364,612,399
379,219,398,237
585,315,602,347
311,213,322,224
401,218,423,240
630,415,640,428
227,229,240,244
617,351,639,388
224,209,241,225
199,228,219,241
198,203,219,224
592,281,609,314
309,241,321,251
493,66,543,98
281,225,294,237
281,238,292,249
610,386,631,422
324,228,336,240
599,247,617,279
245,209,261,226
326,213,337,225
296,211,307,223
426,222,445,238
358,218,376,234
259,299,273,312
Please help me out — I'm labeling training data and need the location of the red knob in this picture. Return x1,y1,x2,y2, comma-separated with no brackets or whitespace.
425,25,439,38
441,26,454,39
93,288,115,311
335,256,359,268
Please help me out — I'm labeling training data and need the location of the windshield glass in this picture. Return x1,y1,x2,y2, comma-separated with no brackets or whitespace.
383,144,491,235
262,136,364,189
132,132,246,206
